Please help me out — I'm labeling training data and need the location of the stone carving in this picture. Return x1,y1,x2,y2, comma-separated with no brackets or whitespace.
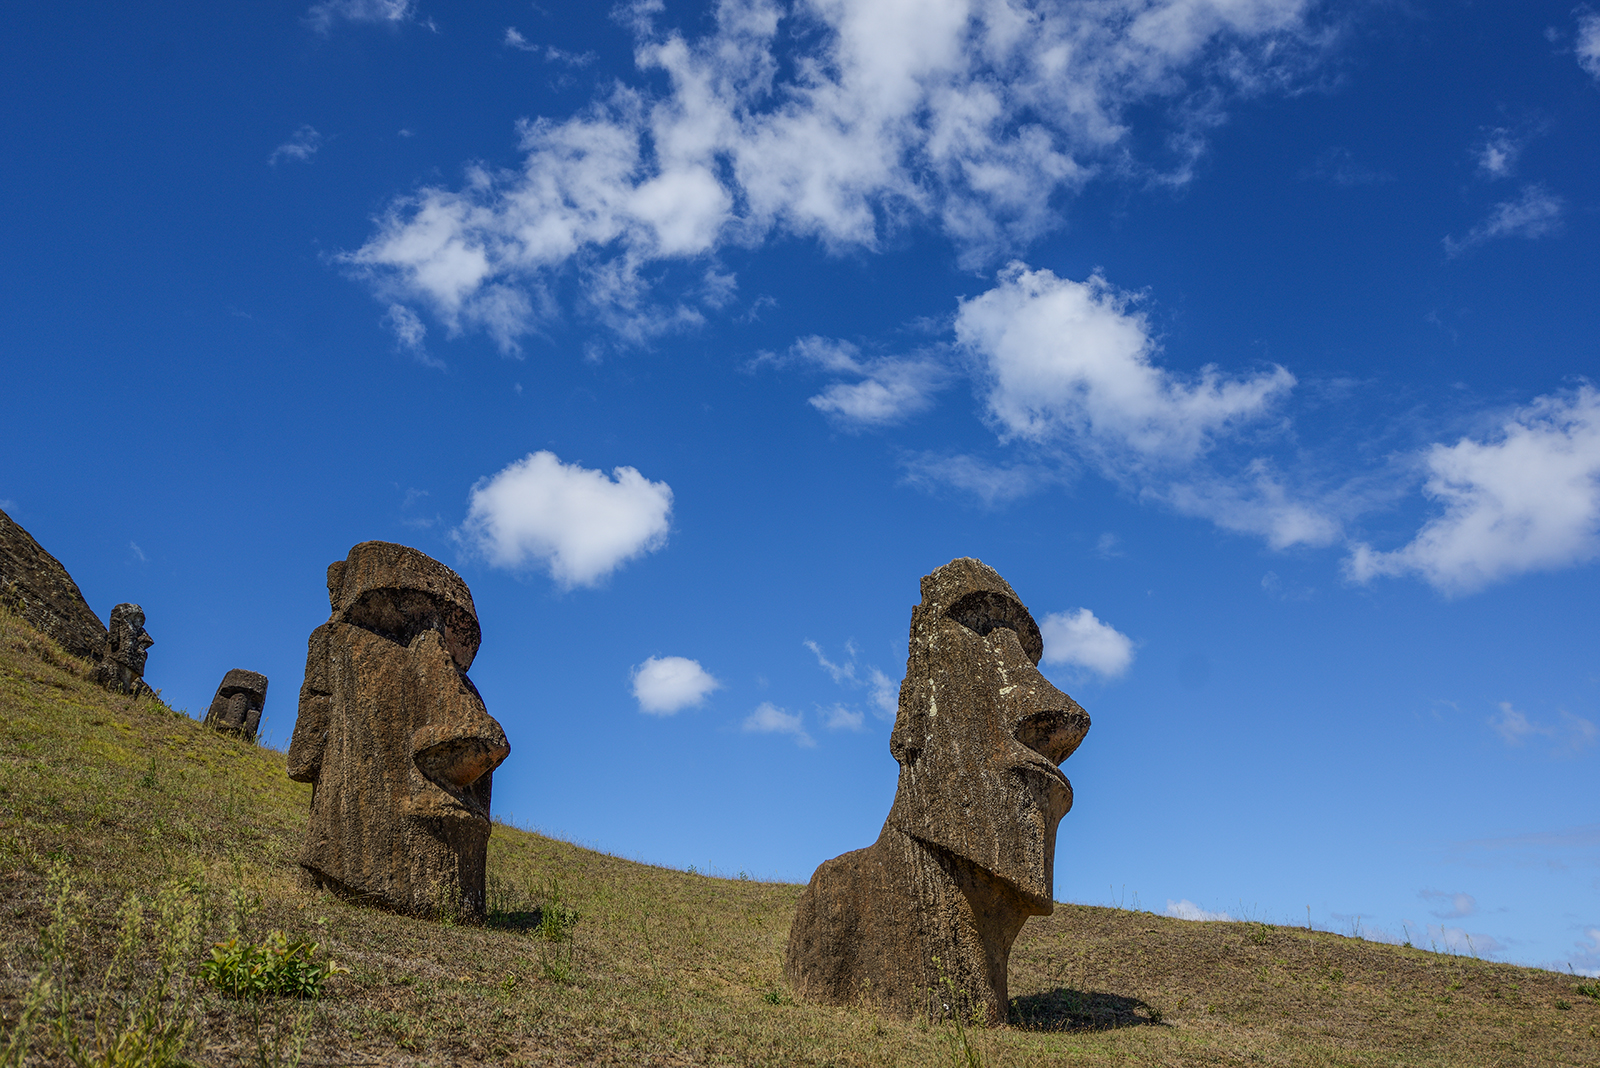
287,541,510,921
0,507,108,661
785,558,1090,1023
95,603,154,696
204,669,269,743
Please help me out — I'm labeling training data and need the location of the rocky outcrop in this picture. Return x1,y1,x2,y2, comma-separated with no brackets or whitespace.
785,558,1091,1024
287,542,510,921
204,669,269,743
0,507,107,661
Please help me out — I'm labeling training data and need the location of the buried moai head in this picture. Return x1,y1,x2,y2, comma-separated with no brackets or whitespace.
204,670,269,743
286,542,509,920
886,557,1089,908
97,603,154,695
784,558,1090,1024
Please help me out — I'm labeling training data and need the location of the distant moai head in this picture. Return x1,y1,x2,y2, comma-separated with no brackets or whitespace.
885,558,1089,909
287,541,509,920
205,669,269,743
98,603,154,695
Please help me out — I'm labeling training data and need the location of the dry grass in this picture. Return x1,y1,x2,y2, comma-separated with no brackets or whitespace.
1,604,1596,1066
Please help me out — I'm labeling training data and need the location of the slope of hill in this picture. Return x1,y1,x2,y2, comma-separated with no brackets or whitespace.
1,606,1594,1066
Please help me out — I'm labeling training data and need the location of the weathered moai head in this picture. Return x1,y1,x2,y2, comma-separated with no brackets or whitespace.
204,669,269,743
286,541,509,921
98,603,154,695
886,558,1089,909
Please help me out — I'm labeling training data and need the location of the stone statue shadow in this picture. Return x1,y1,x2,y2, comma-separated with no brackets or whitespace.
1009,988,1165,1032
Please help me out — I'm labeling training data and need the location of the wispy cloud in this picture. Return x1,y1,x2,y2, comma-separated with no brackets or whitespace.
1488,701,1598,752
631,655,721,715
1444,184,1564,256
743,702,813,747
898,452,1047,508
803,639,899,721
1577,9,1600,80
1419,889,1477,919
269,125,322,166
1474,127,1523,179
344,0,1330,347
382,303,442,368
306,0,423,34
771,336,951,428
1347,386,1600,593
456,451,673,588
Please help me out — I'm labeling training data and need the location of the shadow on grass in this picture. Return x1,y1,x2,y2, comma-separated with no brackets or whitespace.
1009,988,1164,1032
485,909,546,933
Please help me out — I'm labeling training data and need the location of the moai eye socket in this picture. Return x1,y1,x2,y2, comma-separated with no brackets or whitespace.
943,590,1044,664
342,588,447,648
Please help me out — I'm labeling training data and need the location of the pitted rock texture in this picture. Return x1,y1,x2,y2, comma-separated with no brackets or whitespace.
785,558,1090,1024
287,541,509,921
204,669,269,743
0,507,108,661
95,603,153,697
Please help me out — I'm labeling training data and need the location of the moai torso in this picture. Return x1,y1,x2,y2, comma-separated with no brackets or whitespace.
785,558,1090,1023
287,542,509,920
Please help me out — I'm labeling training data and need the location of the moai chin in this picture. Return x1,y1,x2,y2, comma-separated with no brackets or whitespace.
96,603,153,696
784,558,1090,1024
204,669,269,743
286,542,510,921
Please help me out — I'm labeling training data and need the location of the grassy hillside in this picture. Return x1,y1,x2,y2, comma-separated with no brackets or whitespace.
1,605,1595,1067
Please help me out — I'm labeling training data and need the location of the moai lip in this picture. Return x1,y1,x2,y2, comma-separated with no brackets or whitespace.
204,669,269,743
286,542,510,921
785,557,1090,1024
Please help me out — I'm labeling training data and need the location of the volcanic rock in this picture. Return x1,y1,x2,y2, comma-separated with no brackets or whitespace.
204,669,269,743
0,507,107,661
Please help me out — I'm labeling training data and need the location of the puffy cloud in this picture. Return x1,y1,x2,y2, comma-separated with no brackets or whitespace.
1443,184,1564,256
1039,607,1135,677
306,0,419,33
457,451,673,587
743,702,814,747
779,336,951,427
1474,128,1521,179
1346,387,1600,594
269,126,322,166
631,655,722,715
1166,899,1232,921
1578,10,1600,80
1419,889,1476,920
957,263,1294,464
346,0,1327,345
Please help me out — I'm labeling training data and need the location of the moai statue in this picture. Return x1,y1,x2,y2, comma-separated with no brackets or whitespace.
785,558,1090,1024
95,603,153,696
204,670,269,743
286,542,510,921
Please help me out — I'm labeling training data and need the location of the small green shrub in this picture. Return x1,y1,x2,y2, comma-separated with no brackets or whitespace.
199,932,344,1000
1576,977,1600,1001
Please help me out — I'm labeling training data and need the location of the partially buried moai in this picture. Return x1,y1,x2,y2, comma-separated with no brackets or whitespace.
286,542,509,921
95,603,153,696
785,558,1090,1024
204,670,269,743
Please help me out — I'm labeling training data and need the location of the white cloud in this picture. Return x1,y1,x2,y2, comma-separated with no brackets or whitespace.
129,542,146,563
1423,924,1503,958
1162,463,1341,549
1166,899,1232,921
306,0,419,33
631,655,722,714
804,639,858,684
804,641,899,721
899,452,1045,507
743,702,814,747
504,27,536,52
345,0,1327,346
1444,184,1564,256
1568,928,1600,977
786,333,951,427
269,125,322,166
456,451,673,588
1488,701,1598,752
1419,889,1476,919
1346,387,1600,594
1474,127,1521,179
1039,608,1135,678
821,703,865,731
867,667,899,719
956,263,1294,465
1578,10,1600,79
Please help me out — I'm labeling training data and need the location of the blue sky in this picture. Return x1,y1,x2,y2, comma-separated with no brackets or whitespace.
3,0,1598,974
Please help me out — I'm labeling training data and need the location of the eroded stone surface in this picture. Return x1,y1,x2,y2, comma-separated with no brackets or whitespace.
785,558,1090,1023
0,507,108,661
95,603,153,697
205,669,269,743
287,541,509,921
